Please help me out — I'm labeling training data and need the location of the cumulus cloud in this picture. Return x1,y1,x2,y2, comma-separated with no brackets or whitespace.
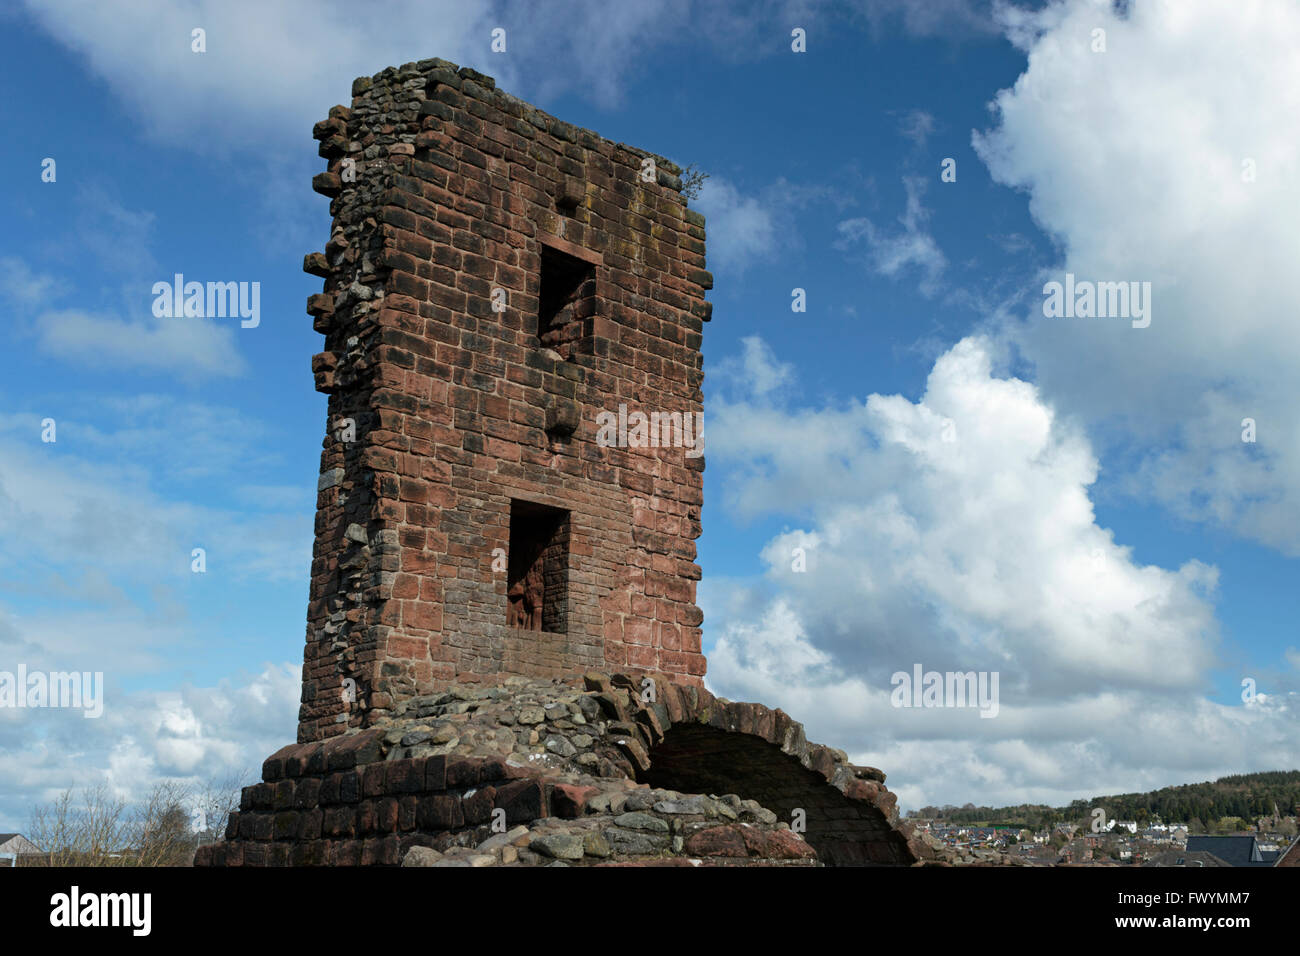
20,0,490,155
711,335,1219,692
17,0,809,156
698,334,1300,806
0,412,309,828
0,663,299,829
712,336,796,399
974,0,1300,553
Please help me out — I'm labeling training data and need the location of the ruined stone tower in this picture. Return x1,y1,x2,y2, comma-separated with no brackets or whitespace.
299,58,710,743
195,59,937,868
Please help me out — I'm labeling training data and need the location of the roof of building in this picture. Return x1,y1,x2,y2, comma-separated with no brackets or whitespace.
0,833,42,854
1142,849,1232,867
1184,835,1274,867
1275,837,1300,867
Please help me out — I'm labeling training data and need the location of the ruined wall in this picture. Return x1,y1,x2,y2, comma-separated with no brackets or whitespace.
298,59,711,742
196,672,927,868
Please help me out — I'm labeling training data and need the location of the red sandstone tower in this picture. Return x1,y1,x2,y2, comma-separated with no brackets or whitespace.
195,59,927,870
299,58,711,743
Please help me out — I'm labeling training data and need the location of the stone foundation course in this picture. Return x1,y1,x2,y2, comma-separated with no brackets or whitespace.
196,672,944,867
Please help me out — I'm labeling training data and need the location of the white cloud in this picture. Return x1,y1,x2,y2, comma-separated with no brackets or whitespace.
35,308,247,379
16,0,763,156
0,397,310,826
692,178,781,274
853,0,1001,39
10,223,247,381
837,176,947,295
697,334,1298,807
711,335,1218,691
712,336,796,399
973,0,1300,552
0,256,66,306
898,109,936,148
0,404,312,592
20,0,490,155
0,663,300,828
691,175,850,275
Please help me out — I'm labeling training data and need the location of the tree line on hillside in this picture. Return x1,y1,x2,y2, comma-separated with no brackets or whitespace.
907,771,1300,829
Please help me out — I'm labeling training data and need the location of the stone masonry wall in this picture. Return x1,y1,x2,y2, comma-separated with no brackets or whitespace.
298,59,711,742
196,672,929,867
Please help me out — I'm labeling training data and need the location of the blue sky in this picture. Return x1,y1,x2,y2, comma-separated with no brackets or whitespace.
2,0,1298,829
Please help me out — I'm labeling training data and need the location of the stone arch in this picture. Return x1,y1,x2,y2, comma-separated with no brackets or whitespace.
640,723,913,866
591,672,924,866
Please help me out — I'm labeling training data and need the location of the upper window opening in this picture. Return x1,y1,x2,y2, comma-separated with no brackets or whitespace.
537,245,595,362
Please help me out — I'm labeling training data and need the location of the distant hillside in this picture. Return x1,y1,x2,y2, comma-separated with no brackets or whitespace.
908,770,1300,829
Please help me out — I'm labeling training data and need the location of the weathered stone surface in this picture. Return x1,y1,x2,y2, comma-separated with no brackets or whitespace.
544,736,577,758
402,846,444,866
613,737,651,772
613,811,670,833
582,831,611,858
209,669,942,866
517,706,545,725
550,784,596,819
653,795,717,816
684,826,747,858
476,825,529,852
495,779,547,824
605,827,671,856
531,833,584,860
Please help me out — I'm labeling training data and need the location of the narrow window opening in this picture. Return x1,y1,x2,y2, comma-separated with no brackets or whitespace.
507,500,570,633
537,245,594,361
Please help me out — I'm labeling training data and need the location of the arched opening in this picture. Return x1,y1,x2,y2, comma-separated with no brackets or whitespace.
641,723,913,866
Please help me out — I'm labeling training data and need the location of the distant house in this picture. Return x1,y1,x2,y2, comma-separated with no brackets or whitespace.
1061,840,1097,863
1185,835,1277,867
0,834,42,863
